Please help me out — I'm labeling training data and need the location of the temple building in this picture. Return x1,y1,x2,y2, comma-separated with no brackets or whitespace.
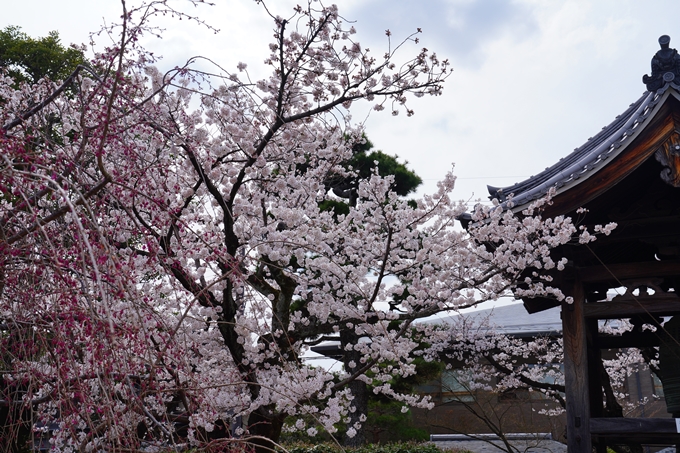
468,35,680,451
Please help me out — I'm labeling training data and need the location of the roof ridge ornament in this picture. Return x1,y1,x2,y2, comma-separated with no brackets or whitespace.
654,132,680,187
643,35,680,92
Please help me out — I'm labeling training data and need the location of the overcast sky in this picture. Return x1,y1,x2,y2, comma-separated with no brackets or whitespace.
3,0,679,205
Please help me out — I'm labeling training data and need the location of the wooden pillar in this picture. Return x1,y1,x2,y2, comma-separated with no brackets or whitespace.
586,318,606,453
562,276,592,452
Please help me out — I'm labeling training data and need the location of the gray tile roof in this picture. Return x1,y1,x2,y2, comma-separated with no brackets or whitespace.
487,85,680,209
310,303,563,358
429,303,562,337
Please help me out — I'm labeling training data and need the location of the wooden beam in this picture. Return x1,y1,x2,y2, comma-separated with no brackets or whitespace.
563,277,592,452
592,434,680,444
591,417,680,435
598,332,660,348
584,298,680,319
579,260,680,284
522,297,560,314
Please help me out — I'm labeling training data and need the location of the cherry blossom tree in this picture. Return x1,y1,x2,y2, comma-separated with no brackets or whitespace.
0,1,598,451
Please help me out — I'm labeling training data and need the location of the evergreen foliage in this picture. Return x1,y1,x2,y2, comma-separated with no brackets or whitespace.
0,26,85,85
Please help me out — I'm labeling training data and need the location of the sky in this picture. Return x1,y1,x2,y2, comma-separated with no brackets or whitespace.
4,0,680,206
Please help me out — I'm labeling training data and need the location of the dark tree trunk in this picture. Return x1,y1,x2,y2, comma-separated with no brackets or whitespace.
344,378,368,447
248,406,286,453
340,329,368,447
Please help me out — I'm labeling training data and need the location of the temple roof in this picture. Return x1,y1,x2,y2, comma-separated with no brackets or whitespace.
487,90,654,205
424,302,562,338
487,35,680,211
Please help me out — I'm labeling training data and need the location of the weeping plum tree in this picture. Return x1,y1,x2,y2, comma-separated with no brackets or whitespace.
0,1,604,451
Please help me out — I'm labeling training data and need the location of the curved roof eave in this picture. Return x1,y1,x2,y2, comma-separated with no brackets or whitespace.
490,84,680,212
